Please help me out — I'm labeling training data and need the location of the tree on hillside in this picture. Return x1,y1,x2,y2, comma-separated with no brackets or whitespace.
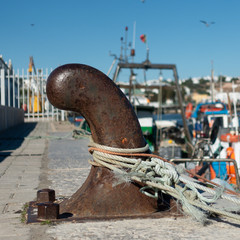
199,78,209,85
182,78,194,88
231,77,239,82
218,75,226,82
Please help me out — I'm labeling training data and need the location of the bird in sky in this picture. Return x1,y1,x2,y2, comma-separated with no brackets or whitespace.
30,24,35,27
200,20,215,27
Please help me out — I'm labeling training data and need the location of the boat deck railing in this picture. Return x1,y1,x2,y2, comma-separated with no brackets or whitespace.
170,158,240,191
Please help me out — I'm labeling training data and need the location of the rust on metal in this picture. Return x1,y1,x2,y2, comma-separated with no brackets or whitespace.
47,64,146,148
37,189,55,203
37,202,59,220
46,64,169,218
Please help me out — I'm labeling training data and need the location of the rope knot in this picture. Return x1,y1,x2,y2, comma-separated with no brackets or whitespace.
152,158,179,185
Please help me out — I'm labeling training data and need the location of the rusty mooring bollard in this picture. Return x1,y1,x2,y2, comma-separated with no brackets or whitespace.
46,64,158,218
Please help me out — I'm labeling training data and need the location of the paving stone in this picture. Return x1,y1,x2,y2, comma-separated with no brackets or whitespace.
46,217,240,240
0,122,49,239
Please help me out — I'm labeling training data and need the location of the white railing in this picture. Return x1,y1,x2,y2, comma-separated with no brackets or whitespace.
0,68,65,121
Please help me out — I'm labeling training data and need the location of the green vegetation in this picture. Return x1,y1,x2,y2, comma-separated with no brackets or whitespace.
182,78,210,96
40,220,53,225
183,78,194,88
218,75,226,82
20,203,29,223
146,76,239,104
148,86,176,104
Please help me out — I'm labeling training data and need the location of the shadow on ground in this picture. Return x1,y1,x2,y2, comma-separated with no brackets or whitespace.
0,122,37,162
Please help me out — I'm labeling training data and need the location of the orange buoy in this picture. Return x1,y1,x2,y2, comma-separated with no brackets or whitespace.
220,133,240,143
210,164,216,180
185,103,193,119
226,146,237,185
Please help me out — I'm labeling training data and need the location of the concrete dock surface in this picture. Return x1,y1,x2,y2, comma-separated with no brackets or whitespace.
0,121,240,240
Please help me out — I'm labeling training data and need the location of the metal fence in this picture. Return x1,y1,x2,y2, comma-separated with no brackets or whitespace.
0,68,65,121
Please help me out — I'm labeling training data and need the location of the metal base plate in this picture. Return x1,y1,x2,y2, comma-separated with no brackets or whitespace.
26,201,183,224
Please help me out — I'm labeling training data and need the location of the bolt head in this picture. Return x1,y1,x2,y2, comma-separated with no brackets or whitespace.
37,202,59,220
37,189,55,203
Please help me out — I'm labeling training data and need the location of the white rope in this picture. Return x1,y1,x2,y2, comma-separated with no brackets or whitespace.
179,175,240,205
89,137,149,153
89,141,240,223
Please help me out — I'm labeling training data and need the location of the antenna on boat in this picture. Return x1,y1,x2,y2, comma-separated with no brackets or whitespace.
131,21,136,62
120,37,124,62
107,35,125,76
124,26,128,63
156,71,163,147
227,92,234,133
219,74,223,93
157,71,163,121
107,52,118,77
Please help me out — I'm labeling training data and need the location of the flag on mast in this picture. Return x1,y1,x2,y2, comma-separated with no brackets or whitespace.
140,34,147,43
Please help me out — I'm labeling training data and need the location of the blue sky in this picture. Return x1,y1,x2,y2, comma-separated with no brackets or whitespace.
1,0,240,81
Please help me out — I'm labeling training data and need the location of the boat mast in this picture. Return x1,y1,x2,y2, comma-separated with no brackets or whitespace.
173,67,192,148
211,60,214,102
124,26,128,63
232,81,239,135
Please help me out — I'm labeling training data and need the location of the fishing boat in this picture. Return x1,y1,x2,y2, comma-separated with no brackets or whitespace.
189,101,229,139
180,98,240,190
191,101,229,126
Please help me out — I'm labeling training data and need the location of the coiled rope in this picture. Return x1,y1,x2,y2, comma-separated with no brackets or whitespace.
88,138,240,224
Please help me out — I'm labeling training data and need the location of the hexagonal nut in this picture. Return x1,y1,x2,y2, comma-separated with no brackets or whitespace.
37,189,55,203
